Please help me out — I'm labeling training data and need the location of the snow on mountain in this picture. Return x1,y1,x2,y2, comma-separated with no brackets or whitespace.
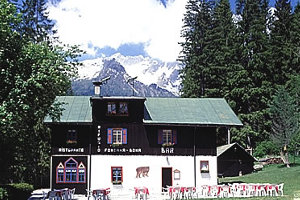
76,53,182,96
73,58,175,97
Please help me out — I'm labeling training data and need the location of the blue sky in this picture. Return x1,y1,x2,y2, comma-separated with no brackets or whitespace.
47,0,299,62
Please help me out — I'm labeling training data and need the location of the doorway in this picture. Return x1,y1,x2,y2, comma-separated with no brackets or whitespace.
162,167,172,189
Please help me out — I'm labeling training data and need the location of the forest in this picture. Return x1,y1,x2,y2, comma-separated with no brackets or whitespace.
179,0,300,164
0,0,299,189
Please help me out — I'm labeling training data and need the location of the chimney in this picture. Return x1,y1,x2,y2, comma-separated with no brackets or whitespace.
92,81,102,97
92,76,110,97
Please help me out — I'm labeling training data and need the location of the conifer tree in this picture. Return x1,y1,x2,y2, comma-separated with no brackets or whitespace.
202,0,236,98
179,0,214,97
20,0,56,42
290,2,300,76
269,0,293,86
270,86,299,167
232,0,272,146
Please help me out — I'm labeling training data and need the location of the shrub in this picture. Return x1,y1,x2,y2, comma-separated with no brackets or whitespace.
0,187,8,200
254,140,279,158
2,183,34,200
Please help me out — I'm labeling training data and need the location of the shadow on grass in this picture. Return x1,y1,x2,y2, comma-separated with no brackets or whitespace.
277,163,300,168
218,180,244,185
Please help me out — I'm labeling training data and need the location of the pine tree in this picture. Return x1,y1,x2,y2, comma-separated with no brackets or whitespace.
290,2,300,76
179,0,214,97
270,86,299,167
269,0,293,86
20,0,56,42
202,0,236,98
231,0,273,147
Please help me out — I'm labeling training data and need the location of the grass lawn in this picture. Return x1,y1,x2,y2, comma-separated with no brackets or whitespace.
218,156,300,200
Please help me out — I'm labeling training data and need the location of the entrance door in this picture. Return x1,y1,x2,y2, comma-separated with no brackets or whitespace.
162,167,172,189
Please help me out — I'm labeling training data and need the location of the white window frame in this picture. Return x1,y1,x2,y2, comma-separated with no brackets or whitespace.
162,129,172,144
113,129,123,144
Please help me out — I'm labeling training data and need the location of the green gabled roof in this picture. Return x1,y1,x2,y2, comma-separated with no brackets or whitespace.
44,96,242,126
44,96,92,124
144,98,242,126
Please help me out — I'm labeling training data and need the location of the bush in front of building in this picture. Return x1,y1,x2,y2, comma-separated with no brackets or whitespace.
0,187,8,200
0,183,33,200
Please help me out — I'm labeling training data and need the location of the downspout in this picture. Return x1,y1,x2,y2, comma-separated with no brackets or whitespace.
88,125,92,198
50,156,53,191
193,127,196,187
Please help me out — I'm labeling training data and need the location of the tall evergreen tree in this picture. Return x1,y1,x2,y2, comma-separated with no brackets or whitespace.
270,86,299,167
269,0,293,86
20,0,56,42
202,0,236,98
290,2,300,76
231,0,273,147
179,0,214,97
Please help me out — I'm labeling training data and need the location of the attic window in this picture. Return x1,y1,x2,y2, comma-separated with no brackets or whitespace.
119,102,128,115
107,102,117,115
107,102,129,116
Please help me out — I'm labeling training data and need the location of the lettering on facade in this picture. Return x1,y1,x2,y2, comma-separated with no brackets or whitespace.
103,148,142,153
161,147,174,154
58,148,84,153
97,125,101,152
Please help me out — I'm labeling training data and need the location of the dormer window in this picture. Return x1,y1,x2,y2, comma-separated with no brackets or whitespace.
119,102,128,115
107,102,117,115
107,102,129,116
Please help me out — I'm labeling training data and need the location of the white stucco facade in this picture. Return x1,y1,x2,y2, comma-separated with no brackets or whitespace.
90,154,217,197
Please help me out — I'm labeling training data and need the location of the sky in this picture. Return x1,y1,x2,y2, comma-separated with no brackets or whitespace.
47,0,299,62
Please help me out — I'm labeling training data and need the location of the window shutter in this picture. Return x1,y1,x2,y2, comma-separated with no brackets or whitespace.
122,128,127,144
172,129,177,144
107,128,113,144
158,129,163,144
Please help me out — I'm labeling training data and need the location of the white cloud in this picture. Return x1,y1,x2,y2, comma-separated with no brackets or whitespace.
47,0,187,62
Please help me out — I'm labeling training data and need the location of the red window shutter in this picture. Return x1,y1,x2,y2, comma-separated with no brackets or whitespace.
158,129,163,144
122,129,127,144
107,128,113,144
172,129,177,144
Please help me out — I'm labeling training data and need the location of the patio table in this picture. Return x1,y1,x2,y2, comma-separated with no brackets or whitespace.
92,188,110,200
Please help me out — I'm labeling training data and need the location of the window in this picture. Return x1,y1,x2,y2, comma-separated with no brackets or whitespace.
66,130,77,144
78,162,86,182
162,130,172,144
56,157,86,183
56,162,64,183
107,102,129,115
107,102,117,115
65,158,77,182
111,167,123,184
158,129,177,146
200,161,209,173
107,128,127,145
119,102,128,115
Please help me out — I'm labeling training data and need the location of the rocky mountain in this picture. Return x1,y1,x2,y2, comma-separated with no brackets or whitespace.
72,53,181,97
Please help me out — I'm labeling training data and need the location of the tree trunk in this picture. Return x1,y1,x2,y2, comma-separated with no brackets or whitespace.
280,150,290,168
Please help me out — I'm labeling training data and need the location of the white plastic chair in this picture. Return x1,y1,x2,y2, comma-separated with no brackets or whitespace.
276,183,284,196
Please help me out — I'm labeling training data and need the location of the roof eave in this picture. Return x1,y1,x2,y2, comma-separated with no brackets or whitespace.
143,121,243,127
